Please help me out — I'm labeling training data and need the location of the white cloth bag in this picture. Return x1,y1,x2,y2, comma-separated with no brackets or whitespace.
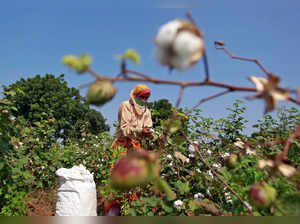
55,164,97,216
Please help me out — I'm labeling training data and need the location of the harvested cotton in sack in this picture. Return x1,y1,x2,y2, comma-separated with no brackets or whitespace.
55,164,97,216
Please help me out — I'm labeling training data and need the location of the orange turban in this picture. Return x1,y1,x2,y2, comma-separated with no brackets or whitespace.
132,84,151,98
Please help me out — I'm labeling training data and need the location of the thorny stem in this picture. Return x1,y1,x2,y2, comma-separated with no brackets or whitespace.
216,46,270,76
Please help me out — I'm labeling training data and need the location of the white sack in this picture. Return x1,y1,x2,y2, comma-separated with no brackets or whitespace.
55,164,97,216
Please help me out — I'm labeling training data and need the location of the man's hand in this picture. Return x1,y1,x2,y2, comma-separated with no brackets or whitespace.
158,133,166,142
142,128,153,139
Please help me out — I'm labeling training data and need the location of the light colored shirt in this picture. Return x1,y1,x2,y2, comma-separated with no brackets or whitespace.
114,98,153,139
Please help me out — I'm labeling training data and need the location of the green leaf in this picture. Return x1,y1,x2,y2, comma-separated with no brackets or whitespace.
79,53,92,66
160,200,174,213
174,180,190,195
122,49,140,65
154,178,176,201
189,200,203,212
0,161,5,170
162,119,182,134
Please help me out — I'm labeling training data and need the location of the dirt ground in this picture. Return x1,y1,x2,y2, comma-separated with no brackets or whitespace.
26,189,106,216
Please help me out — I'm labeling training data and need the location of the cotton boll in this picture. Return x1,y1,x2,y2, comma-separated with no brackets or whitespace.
167,154,173,160
155,18,204,71
156,19,182,48
174,200,183,210
169,54,191,70
173,31,204,58
171,31,204,70
155,46,171,66
188,144,196,153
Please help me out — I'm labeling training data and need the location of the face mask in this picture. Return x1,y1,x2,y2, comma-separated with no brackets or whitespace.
134,96,147,106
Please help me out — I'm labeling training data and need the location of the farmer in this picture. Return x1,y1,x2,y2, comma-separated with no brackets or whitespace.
105,84,154,216
112,84,153,151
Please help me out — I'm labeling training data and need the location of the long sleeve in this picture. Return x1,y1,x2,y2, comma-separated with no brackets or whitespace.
118,102,142,138
143,108,153,129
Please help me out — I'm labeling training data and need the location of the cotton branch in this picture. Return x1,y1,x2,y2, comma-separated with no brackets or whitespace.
281,126,300,160
193,144,254,214
215,43,270,76
180,133,253,215
188,89,233,113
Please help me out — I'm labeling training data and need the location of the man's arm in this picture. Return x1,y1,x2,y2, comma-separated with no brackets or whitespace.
119,102,142,138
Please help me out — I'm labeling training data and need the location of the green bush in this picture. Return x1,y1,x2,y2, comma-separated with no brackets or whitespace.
1,96,300,216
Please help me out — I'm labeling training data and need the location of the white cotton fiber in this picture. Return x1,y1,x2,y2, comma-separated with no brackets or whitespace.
155,46,171,66
173,31,204,57
156,19,182,48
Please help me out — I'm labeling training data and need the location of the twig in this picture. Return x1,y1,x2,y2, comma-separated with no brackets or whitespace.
188,89,233,113
183,134,254,215
216,46,270,76
175,86,185,108
195,145,253,214
289,96,300,106
197,201,232,216
185,11,197,26
85,68,300,109
185,11,210,81
203,51,210,81
245,138,287,148
281,126,300,160
126,69,158,82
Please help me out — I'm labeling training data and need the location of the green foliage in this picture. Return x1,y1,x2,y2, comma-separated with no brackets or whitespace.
115,49,141,65
1,96,300,216
148,99,173,128
62,53,92,73
2,74,109,141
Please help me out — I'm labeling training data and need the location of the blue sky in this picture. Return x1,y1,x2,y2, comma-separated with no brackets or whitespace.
1,1,300,134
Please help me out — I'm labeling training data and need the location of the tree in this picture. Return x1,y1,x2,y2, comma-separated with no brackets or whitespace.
148,98,188,137
2,74,109,140
148,99,173,128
